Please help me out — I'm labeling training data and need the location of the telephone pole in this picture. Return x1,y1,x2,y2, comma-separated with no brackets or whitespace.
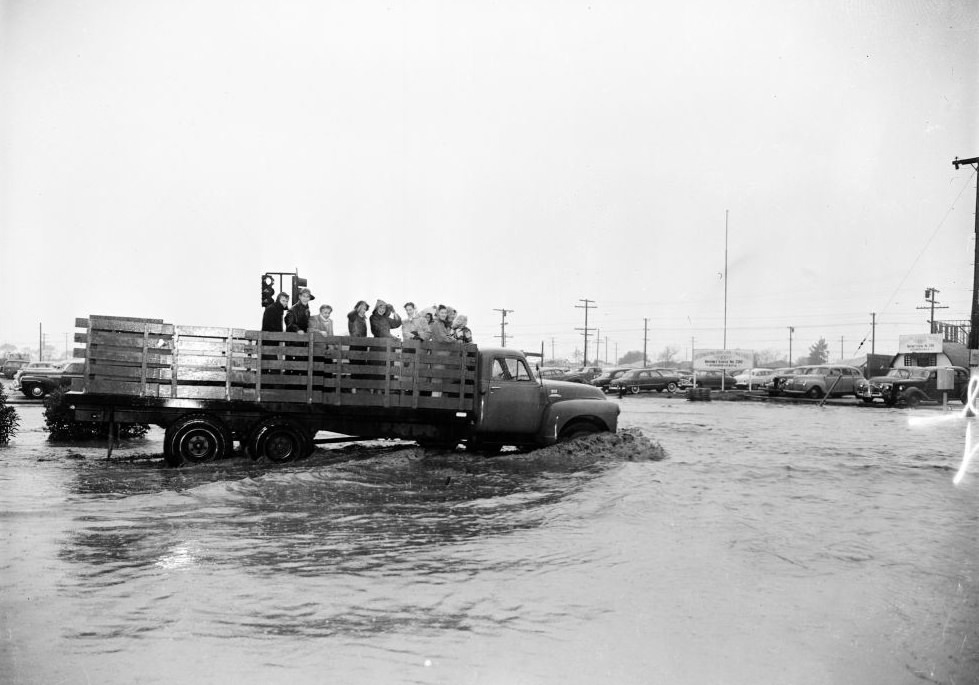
870,312,876,355
952,156,979,348
493,308,513,347
788,326,794,365
642,317,649,367
594,329,601,365
575,299,596,366
917,287,948,333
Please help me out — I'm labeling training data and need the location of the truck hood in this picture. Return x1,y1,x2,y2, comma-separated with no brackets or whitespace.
542,379,607,401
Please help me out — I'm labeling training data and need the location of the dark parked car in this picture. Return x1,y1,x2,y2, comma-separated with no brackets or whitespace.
14,359,85,399
1,357,30,379
855,366,970,406
609,368,683,395
680,370,739,390
590,368,632,392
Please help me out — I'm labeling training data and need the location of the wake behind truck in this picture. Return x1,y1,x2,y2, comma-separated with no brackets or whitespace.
67,316,620,466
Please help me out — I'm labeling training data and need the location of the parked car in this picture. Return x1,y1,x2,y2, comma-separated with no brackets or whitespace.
781,365,865,399
733,368,776,389
855,366,970,406
14,360,83,398
590,367,632,392
679,370,739,390
538,367,570,380
765,367,805,396
609,368,683,394
1,357,30,379
561,366,605,384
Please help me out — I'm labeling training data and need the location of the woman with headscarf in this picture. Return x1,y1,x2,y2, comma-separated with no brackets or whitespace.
451,314,473,343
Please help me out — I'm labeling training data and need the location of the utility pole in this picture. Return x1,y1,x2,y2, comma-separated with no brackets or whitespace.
642,317,649,367
594,329,601,365
38,323,43,361
575,299,596,366
788,326,794,365
917,287,948,332
604,335,609,364
493,308,513,347
953,157,979,348
870,312,876,355
723,209,729,350
840,336,844,361
550,337,555,362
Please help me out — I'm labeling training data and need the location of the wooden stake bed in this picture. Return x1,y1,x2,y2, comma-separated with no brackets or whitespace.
72,315,478,413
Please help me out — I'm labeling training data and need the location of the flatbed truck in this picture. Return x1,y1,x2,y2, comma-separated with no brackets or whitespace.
67,316,620,466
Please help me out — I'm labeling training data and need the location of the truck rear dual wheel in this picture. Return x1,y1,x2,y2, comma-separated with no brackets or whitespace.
165,414,233,467
247,419,313,463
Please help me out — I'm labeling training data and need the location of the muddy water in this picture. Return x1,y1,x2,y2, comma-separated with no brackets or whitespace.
1,395,977,685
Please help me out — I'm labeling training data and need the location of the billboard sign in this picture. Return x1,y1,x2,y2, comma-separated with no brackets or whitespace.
898,334,943,354
693,349,754,371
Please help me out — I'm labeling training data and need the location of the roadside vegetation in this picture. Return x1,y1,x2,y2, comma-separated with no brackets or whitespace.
0,385,19,444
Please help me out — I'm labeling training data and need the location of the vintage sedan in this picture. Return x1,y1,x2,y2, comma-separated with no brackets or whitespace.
856,366,970,406
590,367,632,392
679,370,738,390
609,368,683,394
14,359,84,399
765,367,805,396
733,367,776,389
781,365,865,399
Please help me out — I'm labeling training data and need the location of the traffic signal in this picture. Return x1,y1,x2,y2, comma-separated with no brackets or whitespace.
292,274,307,304
261,274,275,308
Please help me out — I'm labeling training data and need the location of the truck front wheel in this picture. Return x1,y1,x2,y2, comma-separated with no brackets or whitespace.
559,422,602,442
167,415,232,467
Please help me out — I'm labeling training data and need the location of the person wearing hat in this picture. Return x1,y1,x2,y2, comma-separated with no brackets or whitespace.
369,299,402,338
285,287,314,333
262,291,290,332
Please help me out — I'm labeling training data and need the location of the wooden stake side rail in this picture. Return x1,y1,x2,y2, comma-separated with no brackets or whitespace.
73,316,478,411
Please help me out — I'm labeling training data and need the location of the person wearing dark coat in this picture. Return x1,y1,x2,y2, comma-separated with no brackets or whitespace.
285,287,315,333
369,299,403,338
347,300,369,337
262,292,289,332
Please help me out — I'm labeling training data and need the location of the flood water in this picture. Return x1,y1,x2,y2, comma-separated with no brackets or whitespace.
1,393,977,685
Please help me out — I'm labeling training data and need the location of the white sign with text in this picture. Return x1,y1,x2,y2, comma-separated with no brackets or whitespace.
898,334,943,354
693,349,754,371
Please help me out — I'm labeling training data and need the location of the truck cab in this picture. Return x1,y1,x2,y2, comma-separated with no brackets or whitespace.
474,348,619,448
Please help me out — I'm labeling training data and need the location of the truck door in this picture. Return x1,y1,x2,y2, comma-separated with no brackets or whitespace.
477,355,543,435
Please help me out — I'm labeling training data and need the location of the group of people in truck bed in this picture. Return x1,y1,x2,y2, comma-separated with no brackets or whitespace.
262,287,473,344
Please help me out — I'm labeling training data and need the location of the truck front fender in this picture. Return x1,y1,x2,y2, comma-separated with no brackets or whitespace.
536,399,620,445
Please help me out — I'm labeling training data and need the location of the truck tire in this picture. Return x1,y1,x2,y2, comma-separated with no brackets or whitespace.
559,422,602,442
250,419,310,463
905,392,922,408
167,415,232,466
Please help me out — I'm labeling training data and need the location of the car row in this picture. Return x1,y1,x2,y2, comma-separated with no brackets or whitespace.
608,368,684,394
1,357,30,378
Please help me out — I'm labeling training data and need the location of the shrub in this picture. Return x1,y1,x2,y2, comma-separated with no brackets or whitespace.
0,384,19,444
43,387,149,441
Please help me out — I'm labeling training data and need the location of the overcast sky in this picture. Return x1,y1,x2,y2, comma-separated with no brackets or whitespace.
1,0,976,364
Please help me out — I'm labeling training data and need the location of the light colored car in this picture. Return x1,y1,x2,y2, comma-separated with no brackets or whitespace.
782,365,864,399
733,367,776,389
